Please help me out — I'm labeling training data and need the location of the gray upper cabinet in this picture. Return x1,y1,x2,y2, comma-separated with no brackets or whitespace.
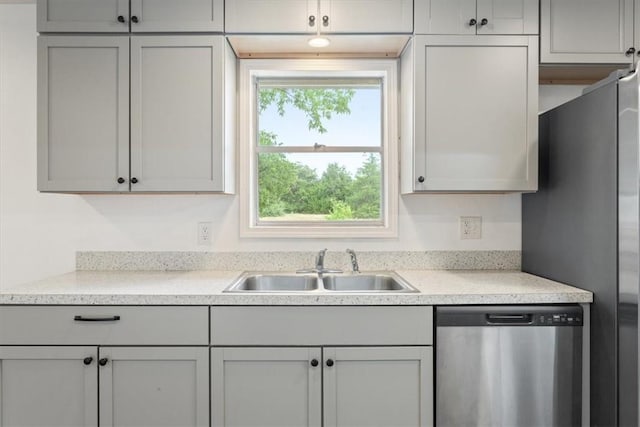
130,36,231,192
540,0,635,63
37,0,129,32
0,346,98,427
415,0,538,35
225,0,412,34
401,35,538,192
37,36,129,192
37,0,223,32
38,35,235,193
129,0,223,32
99,347,209,427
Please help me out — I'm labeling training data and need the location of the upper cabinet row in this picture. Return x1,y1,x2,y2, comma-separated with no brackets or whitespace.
415,0,538,35
37,0,640,66
541,0,638,64
37,0,224,32
38,0,539,36
226,0,413,34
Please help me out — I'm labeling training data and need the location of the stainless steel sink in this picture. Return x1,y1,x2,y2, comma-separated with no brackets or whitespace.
224,272,418,293
322,273,419,293
224,273,319,292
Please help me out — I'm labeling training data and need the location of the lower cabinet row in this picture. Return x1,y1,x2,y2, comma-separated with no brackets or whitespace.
0,346,433,427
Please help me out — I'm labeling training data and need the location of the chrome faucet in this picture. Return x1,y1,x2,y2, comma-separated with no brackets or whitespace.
316,248,328,271
297,248,342,275
346,249,360,273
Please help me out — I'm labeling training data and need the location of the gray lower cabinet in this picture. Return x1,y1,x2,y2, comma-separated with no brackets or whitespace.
323,346,432,427
211,347,323,427
211,346,433,427
0,346,209,427
99,347,209,427
0,346,98,427
0,305,210,427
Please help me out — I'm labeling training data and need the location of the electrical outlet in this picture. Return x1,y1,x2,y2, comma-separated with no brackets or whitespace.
198,222,212,245
460,216,482,240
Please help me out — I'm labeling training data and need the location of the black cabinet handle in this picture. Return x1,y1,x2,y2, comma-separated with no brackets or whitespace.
131,177,138,184
117,177,125,184
98,358,109,366
469,18,477,26
117,15,125,23
308,15,315,26
83,357,93,365
322,15,329,26
74,315,121,322
480,18,488,26
326,359,334,367
626,47,636,56
310,359,319,367
131,15,139,23
417,176,425,183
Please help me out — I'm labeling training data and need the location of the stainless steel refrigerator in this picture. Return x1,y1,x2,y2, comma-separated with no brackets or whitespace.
523,67,639,426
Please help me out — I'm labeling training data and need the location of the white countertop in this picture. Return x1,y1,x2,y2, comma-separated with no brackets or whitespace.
0,270,592,305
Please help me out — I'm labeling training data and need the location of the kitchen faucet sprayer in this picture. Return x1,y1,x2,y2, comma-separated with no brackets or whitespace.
346,249,360,273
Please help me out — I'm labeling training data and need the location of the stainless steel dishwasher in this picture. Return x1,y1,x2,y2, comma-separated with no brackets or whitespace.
436,305,583,427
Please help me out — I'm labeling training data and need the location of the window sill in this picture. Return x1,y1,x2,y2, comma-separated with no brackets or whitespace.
240,223,398,239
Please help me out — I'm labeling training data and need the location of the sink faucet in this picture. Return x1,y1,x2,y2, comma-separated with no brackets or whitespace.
297,249,342,275
346,249,360,273
316,248,328,271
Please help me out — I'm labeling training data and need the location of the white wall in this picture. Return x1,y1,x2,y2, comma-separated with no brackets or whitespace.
539,84,586,113
0,4,526,290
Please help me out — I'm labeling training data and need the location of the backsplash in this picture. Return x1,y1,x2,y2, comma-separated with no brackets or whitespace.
77,251,521,271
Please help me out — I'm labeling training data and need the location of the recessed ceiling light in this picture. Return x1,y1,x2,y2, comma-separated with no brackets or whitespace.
308,37,330,48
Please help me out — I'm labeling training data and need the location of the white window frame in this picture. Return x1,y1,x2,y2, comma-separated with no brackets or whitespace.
239,59,399,238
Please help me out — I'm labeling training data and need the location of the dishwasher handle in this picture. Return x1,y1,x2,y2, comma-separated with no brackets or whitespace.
485,313,533,325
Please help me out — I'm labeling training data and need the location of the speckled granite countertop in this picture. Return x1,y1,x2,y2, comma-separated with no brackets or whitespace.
0,270,592,305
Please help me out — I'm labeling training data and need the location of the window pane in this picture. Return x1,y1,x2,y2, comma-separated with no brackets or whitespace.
257,83,381,148
257,153,382,222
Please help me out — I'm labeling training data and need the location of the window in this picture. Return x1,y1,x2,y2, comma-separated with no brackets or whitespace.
239,60,398,238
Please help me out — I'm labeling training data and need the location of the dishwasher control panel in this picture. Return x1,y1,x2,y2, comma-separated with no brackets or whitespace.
537,312,583,326
437,305,584,327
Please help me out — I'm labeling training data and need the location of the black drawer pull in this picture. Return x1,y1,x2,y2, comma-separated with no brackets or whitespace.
74,315,121,322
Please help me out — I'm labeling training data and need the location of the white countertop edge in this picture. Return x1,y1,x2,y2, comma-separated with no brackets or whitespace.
0,270,594,306
0,292,593,306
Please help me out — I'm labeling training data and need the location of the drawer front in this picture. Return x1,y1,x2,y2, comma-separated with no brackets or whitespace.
0,306,209,345
211,306,433,346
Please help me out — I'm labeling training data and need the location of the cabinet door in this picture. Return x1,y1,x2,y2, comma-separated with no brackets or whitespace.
130,0,223,32
414,0,476,34
98,347,209,427
541,0,634,63
0,346,98,427
37,0,129,32
411,35,538,192
319,0,413,33
323,346,433,427
476,0,538,34
225,0,317,33
211,347,322,427
37,36,129,192
130,36,225,192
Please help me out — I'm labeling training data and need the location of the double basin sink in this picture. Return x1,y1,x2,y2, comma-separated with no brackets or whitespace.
224,272,419,293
